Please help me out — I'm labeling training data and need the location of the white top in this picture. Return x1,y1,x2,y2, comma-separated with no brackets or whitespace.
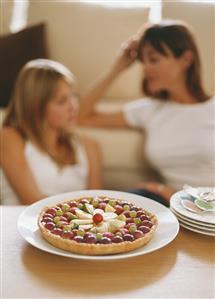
123,96,215,190
1,140,89,205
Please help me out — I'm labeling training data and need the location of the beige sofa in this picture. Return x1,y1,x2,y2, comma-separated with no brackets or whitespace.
1,1,215,191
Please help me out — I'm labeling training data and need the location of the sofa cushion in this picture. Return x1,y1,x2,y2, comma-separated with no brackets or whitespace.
76,126,146,170
28,2,149,100
75,101,147,170
0,23,48,107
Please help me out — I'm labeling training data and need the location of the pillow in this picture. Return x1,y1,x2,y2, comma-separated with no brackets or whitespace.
28,2,149,100
0,23,48,107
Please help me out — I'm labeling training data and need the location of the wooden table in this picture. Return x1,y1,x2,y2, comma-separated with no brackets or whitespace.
1,206,214,299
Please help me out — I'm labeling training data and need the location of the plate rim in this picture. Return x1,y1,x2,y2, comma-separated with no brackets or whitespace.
179,221,215,237
171,209,215,233
170,207,215,229
17,189,180,260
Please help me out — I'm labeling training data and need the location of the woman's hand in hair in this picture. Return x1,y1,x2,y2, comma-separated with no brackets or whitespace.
110,37,139,76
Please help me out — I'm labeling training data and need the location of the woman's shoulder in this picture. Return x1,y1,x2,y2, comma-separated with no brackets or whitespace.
122,97,163,127
124,97,162,111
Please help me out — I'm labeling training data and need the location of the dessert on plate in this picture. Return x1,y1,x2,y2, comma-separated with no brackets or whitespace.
38,196,158,255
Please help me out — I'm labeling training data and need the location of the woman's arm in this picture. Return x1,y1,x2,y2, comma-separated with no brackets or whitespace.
0,128,45,204
136,181,176,202
78,38,139,128
81,136,103,189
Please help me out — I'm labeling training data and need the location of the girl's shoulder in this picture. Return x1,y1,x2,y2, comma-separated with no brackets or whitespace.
76,134,99,151
0,127,25,165
0,127,25,147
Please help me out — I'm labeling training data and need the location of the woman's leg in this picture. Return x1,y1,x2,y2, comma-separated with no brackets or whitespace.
127,188,169,207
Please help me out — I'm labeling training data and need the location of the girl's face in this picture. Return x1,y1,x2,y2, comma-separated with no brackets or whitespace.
45,79,79,131
141,43,187,95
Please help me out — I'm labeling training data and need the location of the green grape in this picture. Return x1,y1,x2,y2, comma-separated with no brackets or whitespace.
62,204,70,212
53,216,61,224
130,211,137,218
123,204,130,211
56,210,63,216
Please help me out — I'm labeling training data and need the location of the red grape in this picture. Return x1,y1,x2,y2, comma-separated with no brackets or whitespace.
123,234,135,241
44,222,55,230
102,232,114,239
46,208,57,216
51,228,63,236
141,220,153,228
100,237,111,244
112,235,123,243
42,217,53,223
74,236,84,243
138,226,150,233
98,202,106,210
60,216,68,222
62,231,75,239
140,215,150,221
69,201,77,208
84,233,97,244
133,230,144,239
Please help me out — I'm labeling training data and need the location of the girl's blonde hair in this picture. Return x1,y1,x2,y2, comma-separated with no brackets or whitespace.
3,59,76,165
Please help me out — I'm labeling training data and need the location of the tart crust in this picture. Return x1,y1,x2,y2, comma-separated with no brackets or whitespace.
38,199,158,256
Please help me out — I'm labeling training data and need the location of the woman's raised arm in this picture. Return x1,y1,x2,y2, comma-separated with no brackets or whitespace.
78,38,139,128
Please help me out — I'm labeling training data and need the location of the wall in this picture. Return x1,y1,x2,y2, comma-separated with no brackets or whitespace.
1,0,14,34
27,1,149,100
162,0,215,95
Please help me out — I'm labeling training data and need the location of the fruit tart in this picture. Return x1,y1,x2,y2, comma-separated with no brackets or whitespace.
38,196,158,255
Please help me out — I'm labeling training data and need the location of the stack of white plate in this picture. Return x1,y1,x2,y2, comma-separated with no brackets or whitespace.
170,190,215,237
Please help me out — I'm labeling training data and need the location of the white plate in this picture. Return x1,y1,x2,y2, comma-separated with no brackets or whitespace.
179,221,215,237
170,189,215,225
170,208,215,233
170,207,215,229
17,190,179,260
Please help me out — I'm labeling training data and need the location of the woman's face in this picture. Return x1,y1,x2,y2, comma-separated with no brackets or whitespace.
45,79,79,131
141,43,187,95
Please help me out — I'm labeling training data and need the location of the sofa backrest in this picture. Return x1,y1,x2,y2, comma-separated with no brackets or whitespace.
27,2,149,100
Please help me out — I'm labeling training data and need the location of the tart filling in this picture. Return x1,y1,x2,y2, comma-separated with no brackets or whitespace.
38,196,158,255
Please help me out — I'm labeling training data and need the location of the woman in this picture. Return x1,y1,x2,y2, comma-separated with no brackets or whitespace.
78,20,215,206
0,59,102,205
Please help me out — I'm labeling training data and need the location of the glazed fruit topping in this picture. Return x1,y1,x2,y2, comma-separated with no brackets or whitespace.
41,196,155,245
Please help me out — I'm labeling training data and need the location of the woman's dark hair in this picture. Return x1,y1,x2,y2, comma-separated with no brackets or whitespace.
137,20,209,102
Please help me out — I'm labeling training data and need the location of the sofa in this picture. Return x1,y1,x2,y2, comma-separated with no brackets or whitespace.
1,1,214,191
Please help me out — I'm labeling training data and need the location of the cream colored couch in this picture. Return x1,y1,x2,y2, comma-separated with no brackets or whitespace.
27,2,153,190
1,1,215,191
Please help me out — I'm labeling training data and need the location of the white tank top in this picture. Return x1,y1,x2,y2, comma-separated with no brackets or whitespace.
0,140,89,205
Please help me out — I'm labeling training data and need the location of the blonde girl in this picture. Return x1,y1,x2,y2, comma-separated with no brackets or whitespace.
1,59,102,204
